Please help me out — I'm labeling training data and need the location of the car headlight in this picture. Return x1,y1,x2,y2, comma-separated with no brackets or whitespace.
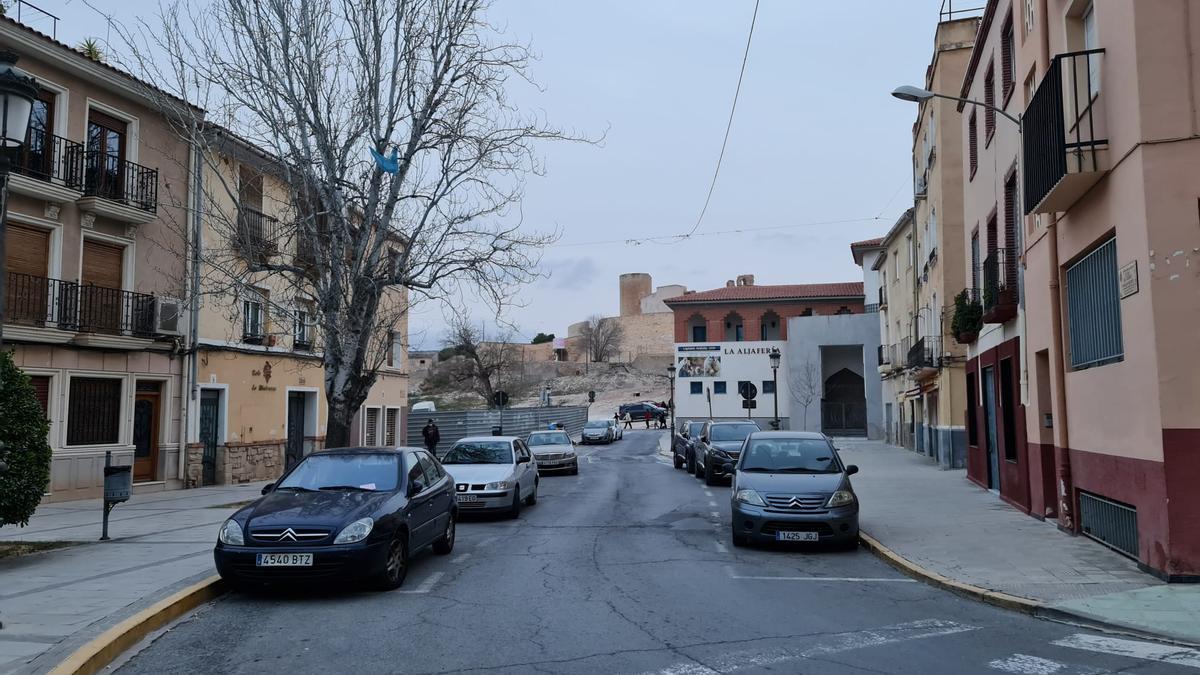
218,519,244,545
711,447,730,458
485,481,511,490
826,490,856,508
333,517,375,544
734,489,767,507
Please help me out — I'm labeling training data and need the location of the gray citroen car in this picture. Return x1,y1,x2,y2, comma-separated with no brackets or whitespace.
726,431,859,548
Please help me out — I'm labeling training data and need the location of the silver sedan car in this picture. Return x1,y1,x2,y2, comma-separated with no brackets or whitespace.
526,430,579,475
440,437,540,518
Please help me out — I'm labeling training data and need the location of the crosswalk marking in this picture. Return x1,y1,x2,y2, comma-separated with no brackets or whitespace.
398,571,444,594
988,653,1102,674
1052,634,1200,669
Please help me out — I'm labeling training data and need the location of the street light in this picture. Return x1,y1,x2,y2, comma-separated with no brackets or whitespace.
891,84,1021,127
0,51,38,353
666,362,676,435
768,348,781,430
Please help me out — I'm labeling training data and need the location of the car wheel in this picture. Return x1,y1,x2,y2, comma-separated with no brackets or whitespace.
704,462,718,486
508,489,522,519
570,461,579,475
731,526,750,548
694,455,706,479
375,534,409,590
525,479,538,506
673,451,684,470
686,452,696,475
432,513,456,555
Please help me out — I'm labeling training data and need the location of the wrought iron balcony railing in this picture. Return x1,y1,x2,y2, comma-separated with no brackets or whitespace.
12,128,84,189
83,150,158,213
907,335,942,370
5,271,160,337
235,207,281,261
982,247,1019,323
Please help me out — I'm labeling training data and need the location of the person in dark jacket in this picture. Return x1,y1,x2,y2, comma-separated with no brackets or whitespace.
422,419,440,454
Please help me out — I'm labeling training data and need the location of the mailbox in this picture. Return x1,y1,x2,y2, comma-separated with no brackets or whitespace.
104,464,132,503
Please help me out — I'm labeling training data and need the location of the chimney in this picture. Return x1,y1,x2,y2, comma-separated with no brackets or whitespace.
726,280,735,288
736,274,755,287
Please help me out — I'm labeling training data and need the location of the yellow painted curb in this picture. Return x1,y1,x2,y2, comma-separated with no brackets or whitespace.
857,531,1042,614
48,576,226,675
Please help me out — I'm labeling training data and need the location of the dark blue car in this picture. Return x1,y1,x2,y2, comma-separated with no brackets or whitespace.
214,447,456,591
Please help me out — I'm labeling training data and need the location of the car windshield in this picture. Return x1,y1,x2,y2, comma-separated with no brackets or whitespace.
441,442,514,464
528,432,571,446
687,422,706,437
584,421,608,429
277,453,399,491
710,424,759,442
740,439,840,473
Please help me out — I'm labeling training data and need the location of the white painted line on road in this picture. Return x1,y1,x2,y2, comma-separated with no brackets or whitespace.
708,500,718,507
641,619,978,674
398,571,444,594
709,511,720,519
731,576,917,582
988,653,1099,674
451,553,471,564
1052,634,1200,669
704,490,714,498
714,541,728,553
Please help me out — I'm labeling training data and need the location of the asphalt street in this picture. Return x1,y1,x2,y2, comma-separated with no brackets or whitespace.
117,431,1198,674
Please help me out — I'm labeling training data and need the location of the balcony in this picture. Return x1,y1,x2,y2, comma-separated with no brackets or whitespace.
1023,49,1108,215
877,344,889,367
77,150,158,224
234,207,281,262
6,129,85,203
907,335,941,375
878,286,887,309
982,248,1019,323
4,271,165,345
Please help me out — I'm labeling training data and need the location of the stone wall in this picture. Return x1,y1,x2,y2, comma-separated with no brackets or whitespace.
219,441,286,484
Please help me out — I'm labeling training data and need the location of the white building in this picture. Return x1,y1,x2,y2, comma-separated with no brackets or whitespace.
672,341,789,427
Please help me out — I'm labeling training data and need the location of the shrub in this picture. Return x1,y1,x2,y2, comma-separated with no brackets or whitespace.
950,289,983,340
0,351,53,527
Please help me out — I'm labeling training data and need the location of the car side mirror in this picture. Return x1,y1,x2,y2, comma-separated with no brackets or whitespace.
410,479,426,495
700,436,708,444
722,462,734,474
517,455,530,464
845,464,859,475
261,483,274,495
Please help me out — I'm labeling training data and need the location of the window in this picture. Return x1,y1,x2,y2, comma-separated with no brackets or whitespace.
85,110,128,201
800,308,813,317
1004,172,1019,258
1002,13,1015,101
893,248,899,277
968,110,978,178
762,380,776,395
835,306,852,315
1083,3,1099,93
242,290,266,342
713,381,727,395
906,234,914,268
1066,237,1123,369
385,408,399,446
29,375,51,417
1024,0,1036,33
386,330,396,367
971,230,981,290
416,452,440,484
983,62,996,141
691,324,707,342
363,407,381,445
929,208,938,259
68,377,122,445
690,382,703,395
294,304,313,350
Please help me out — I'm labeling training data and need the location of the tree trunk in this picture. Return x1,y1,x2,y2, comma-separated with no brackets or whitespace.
325,406,354,448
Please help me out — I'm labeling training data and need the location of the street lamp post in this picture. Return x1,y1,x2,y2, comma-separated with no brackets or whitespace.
0,51,39,353
768,348,781,430
666,362,676,436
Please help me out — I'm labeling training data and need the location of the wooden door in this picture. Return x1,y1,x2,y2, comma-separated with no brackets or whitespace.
199,390,220,486
286,393,306,469
6,224,50,325
133,382,161,482
81,239,124,333
86,111,127,200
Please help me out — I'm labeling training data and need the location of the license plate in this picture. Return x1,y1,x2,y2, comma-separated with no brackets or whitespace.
457,494,478,503
256,553,313,567
776,531,820,542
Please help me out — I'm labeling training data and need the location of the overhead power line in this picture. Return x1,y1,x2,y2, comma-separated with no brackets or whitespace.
683,0,761,241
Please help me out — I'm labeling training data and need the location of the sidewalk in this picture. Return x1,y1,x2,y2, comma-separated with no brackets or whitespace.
838,438,1200,645
0,483,267,674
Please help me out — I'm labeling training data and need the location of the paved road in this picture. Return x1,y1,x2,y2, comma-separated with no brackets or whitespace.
118,432,1198,674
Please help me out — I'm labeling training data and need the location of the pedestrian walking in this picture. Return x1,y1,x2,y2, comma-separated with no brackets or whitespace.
422,419,440,455
644,410,651,429
622,412,632,429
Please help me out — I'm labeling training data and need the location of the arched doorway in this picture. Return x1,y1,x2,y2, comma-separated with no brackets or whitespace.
822,368,866,436
686,314,707,342
760,311,782,340
723,312,745,341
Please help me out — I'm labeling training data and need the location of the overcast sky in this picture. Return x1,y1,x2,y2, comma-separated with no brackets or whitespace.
38,0,941,348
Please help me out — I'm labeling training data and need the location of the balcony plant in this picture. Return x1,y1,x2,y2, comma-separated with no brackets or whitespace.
951,289,983,344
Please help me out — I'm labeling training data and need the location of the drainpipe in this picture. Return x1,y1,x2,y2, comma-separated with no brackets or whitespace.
179,135,203,484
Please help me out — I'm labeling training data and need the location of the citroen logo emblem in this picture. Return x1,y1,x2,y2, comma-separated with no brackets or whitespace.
788,498,804,509
279,528,298,542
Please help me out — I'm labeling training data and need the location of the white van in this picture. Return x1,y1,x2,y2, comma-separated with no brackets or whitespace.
412,400,437,413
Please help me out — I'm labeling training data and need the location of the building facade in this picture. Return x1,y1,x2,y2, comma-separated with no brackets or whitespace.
3,18,195,500
1018,0,1200,579
869,210,918,446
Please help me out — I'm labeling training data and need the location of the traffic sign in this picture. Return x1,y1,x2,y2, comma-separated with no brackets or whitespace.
738,382,758,400
493,390,510,408
587,390,596,403
741,399,757,409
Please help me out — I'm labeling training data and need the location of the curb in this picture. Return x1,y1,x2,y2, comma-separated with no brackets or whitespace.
858,531,1200,648
48,576,227,675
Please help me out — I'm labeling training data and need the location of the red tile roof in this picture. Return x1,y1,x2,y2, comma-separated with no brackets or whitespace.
664,282,864,305
850,237,884,248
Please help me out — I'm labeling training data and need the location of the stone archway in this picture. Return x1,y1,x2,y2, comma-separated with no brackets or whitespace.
686,313,707,342
822,368,866,435
723,312,745,341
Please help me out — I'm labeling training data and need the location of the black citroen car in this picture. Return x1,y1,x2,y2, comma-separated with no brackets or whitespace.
214,447,456,591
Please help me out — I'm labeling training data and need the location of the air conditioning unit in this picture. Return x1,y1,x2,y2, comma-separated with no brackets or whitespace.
154,297,184,336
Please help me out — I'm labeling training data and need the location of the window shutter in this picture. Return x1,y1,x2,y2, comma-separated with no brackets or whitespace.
1002,16,1015,99
365,407,380,445
984,64,996,138
385,409,398,446
969,112,978,177
1004,175,1019,288
6,224,50,277
1066,238,1123,369
81,240,124,289
29,375,51,416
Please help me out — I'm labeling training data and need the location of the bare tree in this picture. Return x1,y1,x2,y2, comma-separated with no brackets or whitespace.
441,316,522,407
580,315,624,363
116,0,583,445
787,360,822,431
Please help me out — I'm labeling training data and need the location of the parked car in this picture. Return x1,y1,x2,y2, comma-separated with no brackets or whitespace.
618,403,662,422
606,418,624,440
673,420,707,471
581,420,615,444
214,447,456,591
693,420,760,485
526,430,579,475
440,436,539,517
727,431,859,548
